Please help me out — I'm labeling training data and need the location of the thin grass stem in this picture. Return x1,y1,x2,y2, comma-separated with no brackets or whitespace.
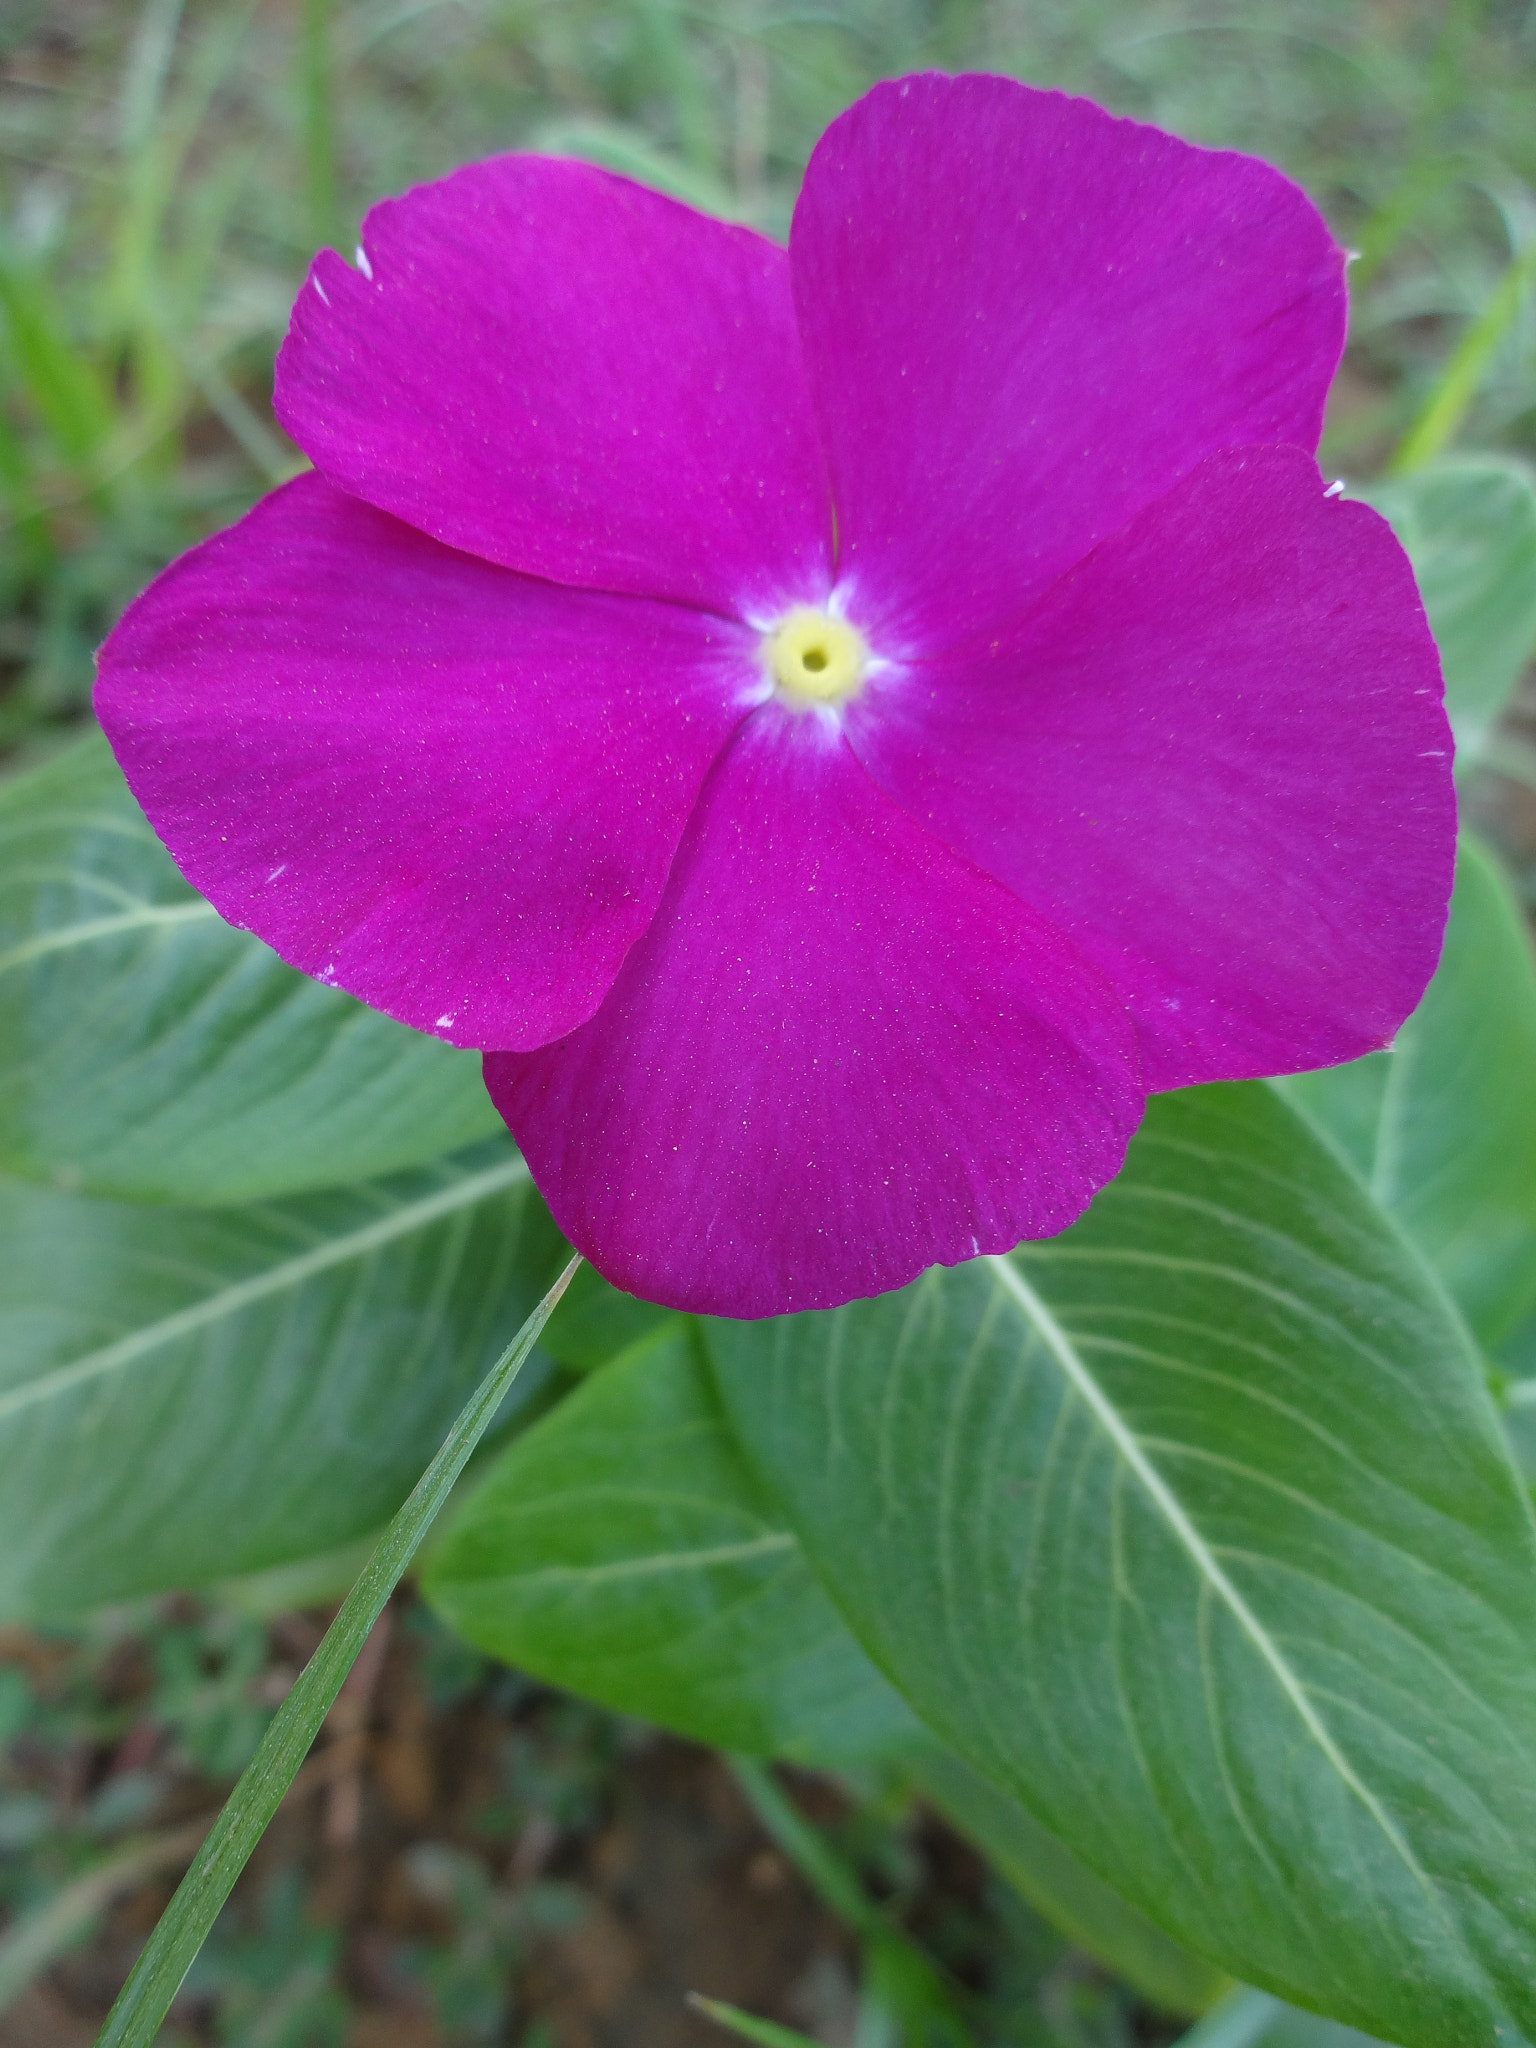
91,1255,579,2048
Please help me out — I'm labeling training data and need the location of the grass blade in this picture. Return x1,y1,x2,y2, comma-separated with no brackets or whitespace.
0,241,117,467
0,1819,209,2013
299,0,343,252
1389,238,1536,472
689,1994,824,2048
727,1758,977,2048
118,0,186,152
92,1253,580,2048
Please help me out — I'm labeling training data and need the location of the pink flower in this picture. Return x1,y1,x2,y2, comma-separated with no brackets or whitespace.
95,74,1453,1318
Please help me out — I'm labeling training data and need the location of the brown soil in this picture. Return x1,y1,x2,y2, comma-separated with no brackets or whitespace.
0,1594,1032,2048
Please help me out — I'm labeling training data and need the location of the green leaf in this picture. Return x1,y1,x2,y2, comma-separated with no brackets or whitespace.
426,1325,920,1766
908,1745,1226,2019
0,732,502,1204
1279,833,1536,1344
1173,1987,1390,2048
0,1139,561,1616
541,1258,679,1372
93,1255,579,2048
708,1082,1536,2047
1358,456,1536,769
424,1330,1225,2015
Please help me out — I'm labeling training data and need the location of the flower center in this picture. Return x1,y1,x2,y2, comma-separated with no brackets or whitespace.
764,608,867,707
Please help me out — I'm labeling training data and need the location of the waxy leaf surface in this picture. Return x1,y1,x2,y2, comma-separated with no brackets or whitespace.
540,1260,680,1373
427,1326,920,1766
0,1140,557,1615
425,1328,1224,2016
1281,833,1536,1345
0,732,501,1204
708,1083,1536,2047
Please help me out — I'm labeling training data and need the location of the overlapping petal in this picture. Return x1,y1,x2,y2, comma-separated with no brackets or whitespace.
487,713,1143,1317
845,447,1454,1092
92,74,1458,1323
792,73,1347,654
96,474,756,1051
276,156,831,617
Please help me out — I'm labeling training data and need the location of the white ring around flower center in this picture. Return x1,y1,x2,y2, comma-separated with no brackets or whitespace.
764,608,867,707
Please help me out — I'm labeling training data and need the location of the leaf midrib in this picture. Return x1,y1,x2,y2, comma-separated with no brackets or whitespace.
986,1254,1444,1915
473,1534,797,1593
0,1156,530,1424
0,901,220,979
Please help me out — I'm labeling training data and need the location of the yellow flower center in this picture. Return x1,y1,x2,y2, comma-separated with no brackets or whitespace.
764,608,867,707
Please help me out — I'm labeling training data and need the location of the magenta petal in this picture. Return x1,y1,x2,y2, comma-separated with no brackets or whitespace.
275,156,830,616
95,474,756,1050
846,447,1456,1092
487,714,1143,1317
793,73,1346,653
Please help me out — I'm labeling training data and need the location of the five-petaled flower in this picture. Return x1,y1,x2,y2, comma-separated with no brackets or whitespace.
96,73,1454,1318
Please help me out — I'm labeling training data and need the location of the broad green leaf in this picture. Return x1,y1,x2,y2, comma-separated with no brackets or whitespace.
0,1138,560,1616
908,1745,1226,2019
424,1331,1226,2015
426,1326,920,1766
708,1082,1536,2047
541,1259,679,1372
1279,834,1536,1344
0,731,502,1204
1359,456,1536,768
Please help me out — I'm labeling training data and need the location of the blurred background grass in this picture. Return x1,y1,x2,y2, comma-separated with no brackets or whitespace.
2,4,1536,2043
1,0,1535,767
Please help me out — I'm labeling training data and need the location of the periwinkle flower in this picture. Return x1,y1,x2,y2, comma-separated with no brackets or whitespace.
96,75,1453,1318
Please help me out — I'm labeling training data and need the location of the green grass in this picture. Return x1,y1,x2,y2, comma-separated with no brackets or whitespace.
4,15,1532,2035
1,0,1534,765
